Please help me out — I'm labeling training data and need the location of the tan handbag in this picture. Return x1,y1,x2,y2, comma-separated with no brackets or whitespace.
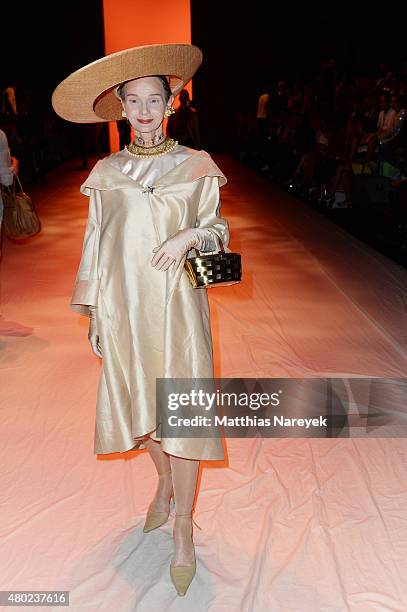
1,175,41,240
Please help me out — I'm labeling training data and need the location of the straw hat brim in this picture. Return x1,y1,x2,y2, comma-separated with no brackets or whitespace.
51,43,203,123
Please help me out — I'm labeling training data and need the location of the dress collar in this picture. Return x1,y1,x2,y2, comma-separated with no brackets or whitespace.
80,150,227,194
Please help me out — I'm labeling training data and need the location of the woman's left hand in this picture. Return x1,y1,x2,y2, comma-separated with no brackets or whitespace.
151,228,198,272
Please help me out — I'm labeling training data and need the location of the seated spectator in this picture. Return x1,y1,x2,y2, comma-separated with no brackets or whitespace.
378,94,398,143
375,62,393,92
389,95,406,136
349,93,397,164
361,94,379,133
291,116,338,190
379,95,407,167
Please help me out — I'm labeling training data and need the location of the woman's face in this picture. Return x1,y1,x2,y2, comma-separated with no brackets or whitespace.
121,76,173,134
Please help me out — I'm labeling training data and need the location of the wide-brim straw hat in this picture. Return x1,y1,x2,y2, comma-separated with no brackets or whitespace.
51,43,203,123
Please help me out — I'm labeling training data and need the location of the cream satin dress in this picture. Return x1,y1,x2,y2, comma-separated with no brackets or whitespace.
70,144,229,459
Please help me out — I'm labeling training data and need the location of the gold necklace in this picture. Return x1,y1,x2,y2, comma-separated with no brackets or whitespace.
125,137,178,158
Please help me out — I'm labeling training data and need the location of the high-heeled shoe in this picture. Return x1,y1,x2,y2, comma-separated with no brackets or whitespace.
143,470,174,533
169,513,197,597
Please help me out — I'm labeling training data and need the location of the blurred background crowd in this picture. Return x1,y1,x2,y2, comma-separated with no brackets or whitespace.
231,57,407,264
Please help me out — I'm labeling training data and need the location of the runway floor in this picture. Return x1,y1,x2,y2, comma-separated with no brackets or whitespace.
1,154,407,611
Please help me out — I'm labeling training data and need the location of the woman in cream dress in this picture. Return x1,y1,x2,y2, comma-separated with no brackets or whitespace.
52,44,229,596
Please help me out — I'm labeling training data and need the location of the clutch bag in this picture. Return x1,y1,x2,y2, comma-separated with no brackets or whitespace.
184,243,242,289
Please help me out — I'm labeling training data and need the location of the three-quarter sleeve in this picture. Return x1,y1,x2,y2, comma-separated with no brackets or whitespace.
194,175,229,253
70,190,102,317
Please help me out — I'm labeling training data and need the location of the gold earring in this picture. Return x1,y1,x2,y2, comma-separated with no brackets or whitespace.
122,110,127,118
164,105,175,117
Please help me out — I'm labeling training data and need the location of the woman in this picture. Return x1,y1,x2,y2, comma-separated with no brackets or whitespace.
52,44,229,596
0,127,18,258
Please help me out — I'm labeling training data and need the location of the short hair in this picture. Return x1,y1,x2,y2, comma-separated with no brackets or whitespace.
116,75,172,103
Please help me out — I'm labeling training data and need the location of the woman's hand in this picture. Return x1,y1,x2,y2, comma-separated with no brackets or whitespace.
151,228,199,272
151,228,218,272
88,306,102,357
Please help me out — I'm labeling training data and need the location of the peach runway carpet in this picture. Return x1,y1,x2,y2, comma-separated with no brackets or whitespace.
1,155,407,611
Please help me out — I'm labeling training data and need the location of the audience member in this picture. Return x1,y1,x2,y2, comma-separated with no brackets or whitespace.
166,89,201,149
255,90,270,141
1,82,18,116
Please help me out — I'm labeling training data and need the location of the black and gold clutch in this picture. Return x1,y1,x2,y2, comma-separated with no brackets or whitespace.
184,244,242,289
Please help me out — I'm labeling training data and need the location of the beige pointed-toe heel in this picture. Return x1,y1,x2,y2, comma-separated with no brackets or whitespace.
170,558,196,597
143,471,174,533
170,512,200,596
